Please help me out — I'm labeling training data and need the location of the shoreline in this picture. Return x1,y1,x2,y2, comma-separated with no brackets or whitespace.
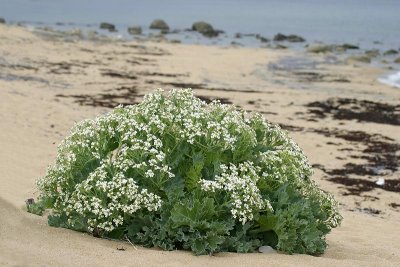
4,20,400,89
0,24,399,266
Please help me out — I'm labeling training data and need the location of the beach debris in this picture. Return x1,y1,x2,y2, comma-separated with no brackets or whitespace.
346,55,371,64
127,26,142,35
273,33,305,42
258,246,276,254
306,97,400,125
116,245,126,251
307,44,334,53
383,49,399,56
376,178,385,186
150,19,169,30
0,17,5,24
100,22,116,32
192,21,219,37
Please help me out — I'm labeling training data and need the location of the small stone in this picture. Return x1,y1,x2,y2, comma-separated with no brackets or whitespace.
0,17,6,24
258,246,276,254
394,57,400,64
376,178,385,186
100,22,116,32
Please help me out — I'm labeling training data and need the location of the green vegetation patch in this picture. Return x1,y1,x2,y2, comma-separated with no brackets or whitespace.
28,89,342,255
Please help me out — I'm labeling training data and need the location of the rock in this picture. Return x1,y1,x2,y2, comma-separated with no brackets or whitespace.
346,55,371,64
255,34,269,43
100,22,116,32
394,57,400,64
230,41,243,47
365,49,380,58
274,33,305,42
258,246,276,254
286,34,305,42
0,17,6,24
235,33,242,38
273,33,287,41
336,43,359,51
307,44,334,53
275,44,288,49
192,21,219,37
383,49,398,56
128,26,142,35
150,19,169,30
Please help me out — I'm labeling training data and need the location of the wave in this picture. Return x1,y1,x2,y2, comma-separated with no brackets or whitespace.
378,71,400,89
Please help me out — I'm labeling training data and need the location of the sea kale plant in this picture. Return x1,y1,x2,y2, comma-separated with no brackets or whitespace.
29,89,342,255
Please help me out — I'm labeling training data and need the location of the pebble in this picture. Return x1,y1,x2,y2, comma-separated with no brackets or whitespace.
258,245,276,254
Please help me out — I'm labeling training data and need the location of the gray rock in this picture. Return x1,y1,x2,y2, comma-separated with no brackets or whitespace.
100,22,116,32
0,17,6,24
307,44,334,53
258,246,276,254
346,55,371,64
274,33,305,42
192,21,219,37
383,49,398,56
128,26,142,35
150,19,169,30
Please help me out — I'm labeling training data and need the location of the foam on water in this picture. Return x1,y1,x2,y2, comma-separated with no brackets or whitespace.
378,71,400,89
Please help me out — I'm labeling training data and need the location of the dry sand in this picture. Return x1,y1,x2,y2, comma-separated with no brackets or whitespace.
0,24,399,266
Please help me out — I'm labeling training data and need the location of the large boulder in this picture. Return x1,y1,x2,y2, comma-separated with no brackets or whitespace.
150,19,169,30
0,18,5,24
128,26,142,35
307,44,334,53
192,21,219,37
100,22,116,32
273,33,305,42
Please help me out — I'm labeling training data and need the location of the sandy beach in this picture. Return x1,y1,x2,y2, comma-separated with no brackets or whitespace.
0,24,399,266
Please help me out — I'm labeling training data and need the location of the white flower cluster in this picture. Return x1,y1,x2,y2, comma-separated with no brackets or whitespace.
200,161,273,224
65,165,162,232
